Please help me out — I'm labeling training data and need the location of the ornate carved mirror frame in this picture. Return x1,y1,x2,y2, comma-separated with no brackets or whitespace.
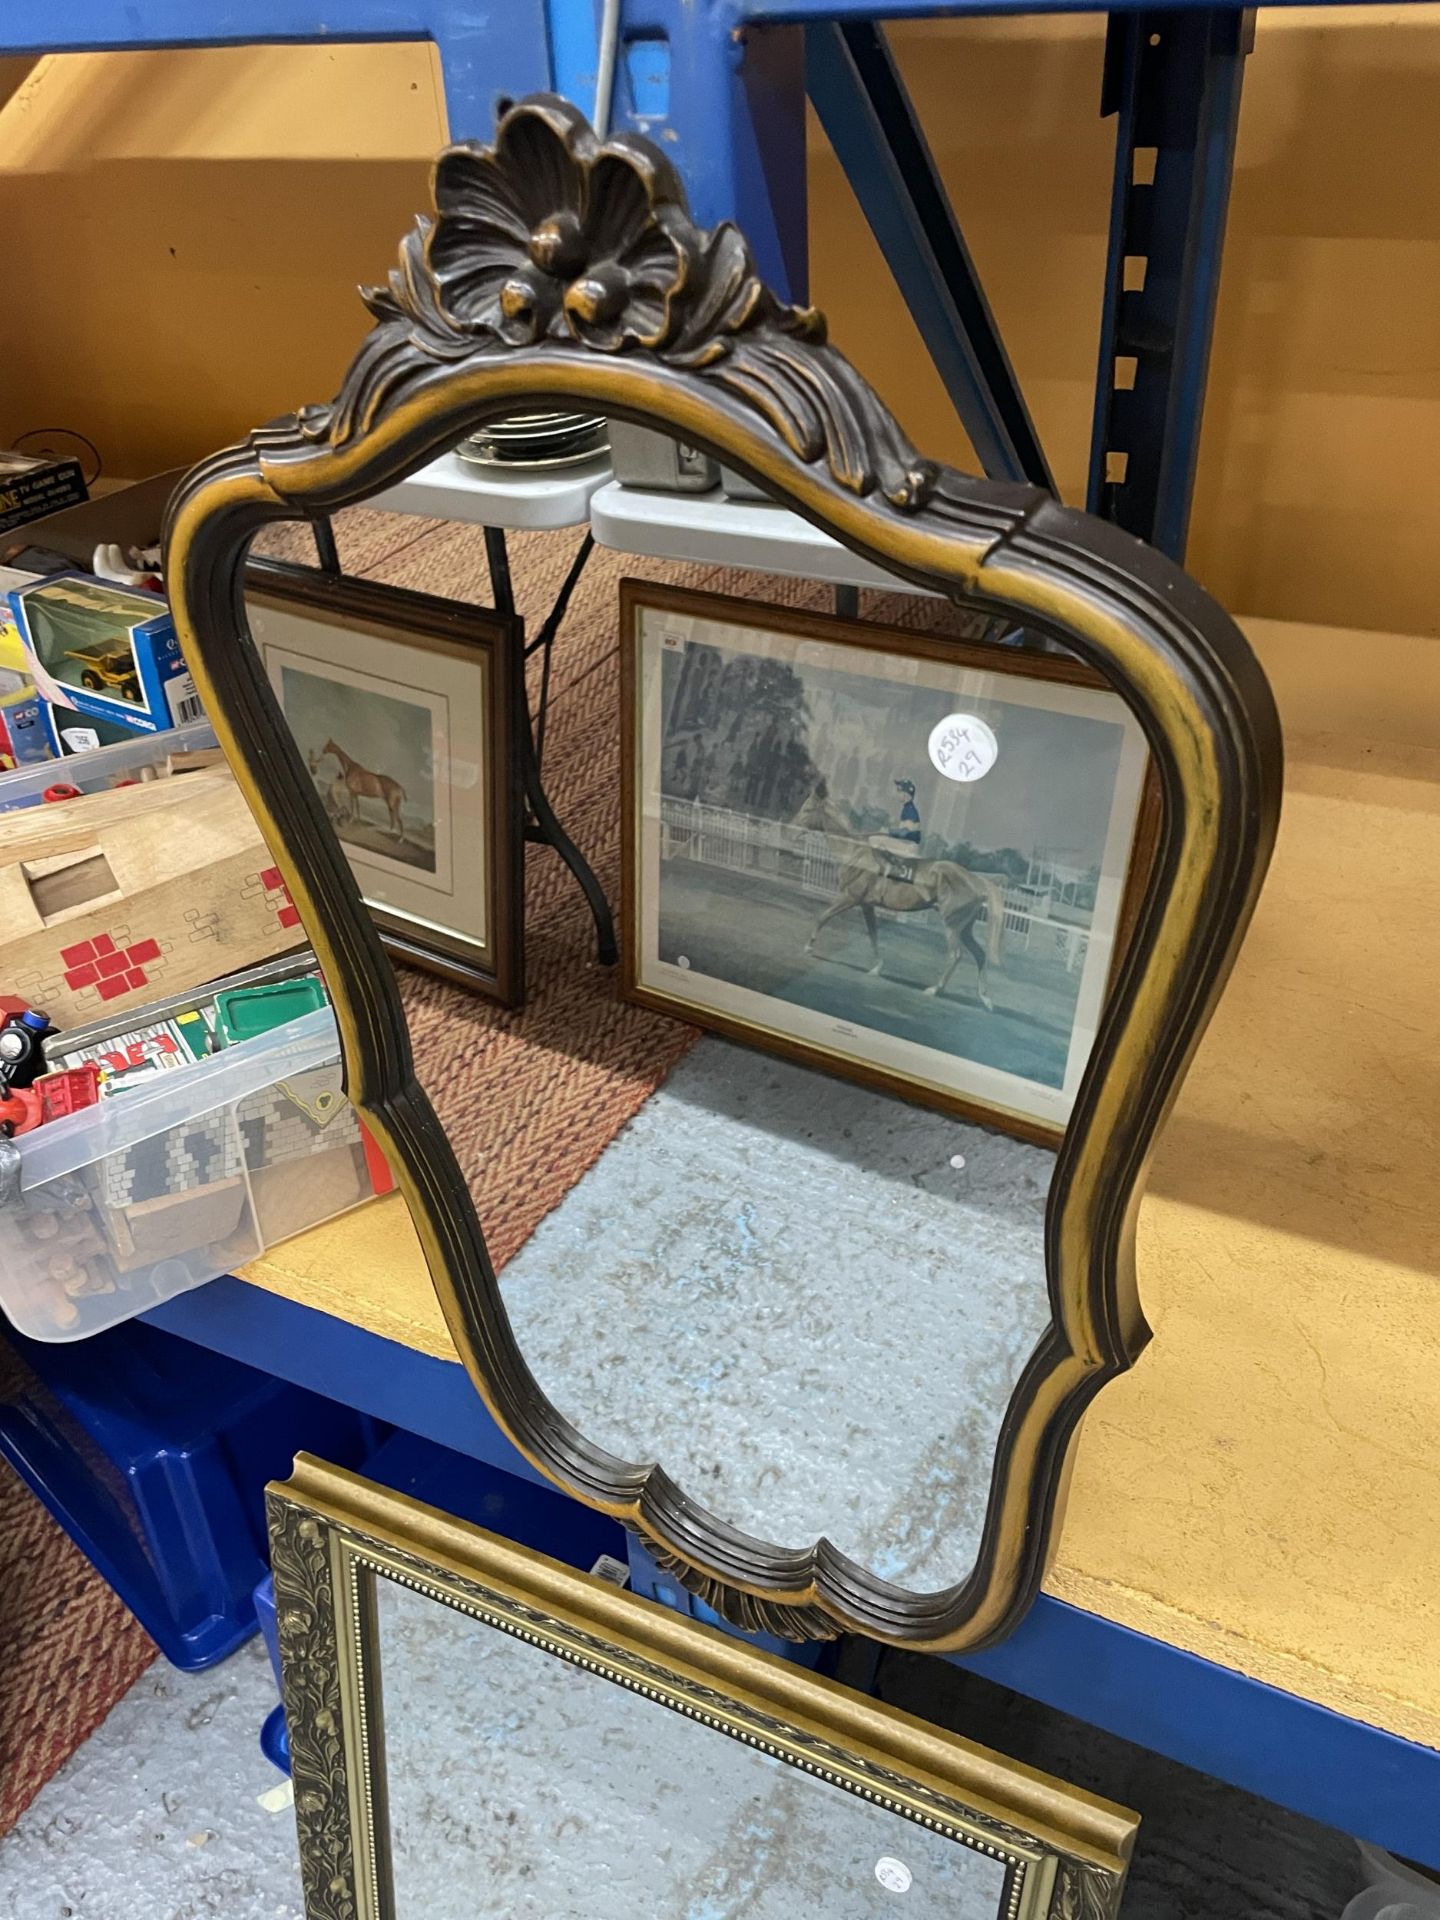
167,96,1282,1653
269,1455,1138,1920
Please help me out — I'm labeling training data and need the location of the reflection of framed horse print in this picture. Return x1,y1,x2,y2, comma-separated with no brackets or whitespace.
246,561,523,1004
620,582,1158,1144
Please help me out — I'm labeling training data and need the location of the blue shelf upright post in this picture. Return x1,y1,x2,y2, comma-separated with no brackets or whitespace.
1087,7,1253,559
805,19,1053,488
595,1,809,303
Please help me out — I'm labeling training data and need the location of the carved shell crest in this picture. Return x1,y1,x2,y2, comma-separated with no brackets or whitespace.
319,93,937,510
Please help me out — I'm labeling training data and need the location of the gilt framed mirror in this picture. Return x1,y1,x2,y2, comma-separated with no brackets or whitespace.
168,95,1281,1652
269,1455,1138,1920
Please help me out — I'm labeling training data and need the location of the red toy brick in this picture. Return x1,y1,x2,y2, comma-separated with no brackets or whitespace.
60,940,96,968
127,938,162,965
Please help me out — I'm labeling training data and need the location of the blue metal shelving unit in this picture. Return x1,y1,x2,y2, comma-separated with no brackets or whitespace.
7,0,1435,1866
5,0,1270,558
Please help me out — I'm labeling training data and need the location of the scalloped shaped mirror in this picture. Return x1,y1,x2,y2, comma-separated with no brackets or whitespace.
166,96,1280,1651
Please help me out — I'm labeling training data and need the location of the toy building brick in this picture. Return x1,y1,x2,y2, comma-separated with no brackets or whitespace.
0,769,306,1027
96,1109,251,1274
236,1064,370,1243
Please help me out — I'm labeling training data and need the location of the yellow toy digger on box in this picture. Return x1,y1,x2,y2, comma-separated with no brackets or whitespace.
65,645,142,704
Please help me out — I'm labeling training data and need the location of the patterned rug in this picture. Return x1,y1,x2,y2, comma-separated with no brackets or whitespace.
0,1344,157,1837
0,502,980,1833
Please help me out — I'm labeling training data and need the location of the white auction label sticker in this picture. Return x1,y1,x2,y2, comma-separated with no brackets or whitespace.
588,1553,632,1589
875,1858,913,1894
927,712,998,783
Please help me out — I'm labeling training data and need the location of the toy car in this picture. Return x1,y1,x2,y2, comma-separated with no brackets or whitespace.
66,646,142,702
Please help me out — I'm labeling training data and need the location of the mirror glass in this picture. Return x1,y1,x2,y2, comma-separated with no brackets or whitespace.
504,1047,1055,1592
245,418,1149,1602
375,1570,1012,1919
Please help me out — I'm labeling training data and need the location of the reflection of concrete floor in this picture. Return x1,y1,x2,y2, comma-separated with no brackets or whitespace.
0,1589,1362,1920
381,1576,1007,1920
501,1034,1055,1592
658,860,1078,1087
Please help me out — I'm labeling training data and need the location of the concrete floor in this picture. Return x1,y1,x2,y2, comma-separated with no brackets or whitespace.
0,1610,1366,1920
0,1639,301,1920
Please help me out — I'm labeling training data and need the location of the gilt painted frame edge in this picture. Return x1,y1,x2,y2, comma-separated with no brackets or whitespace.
615,576,1163,1148
243,557,526,1008
168,94,1282,1653
267,1455,1136,1920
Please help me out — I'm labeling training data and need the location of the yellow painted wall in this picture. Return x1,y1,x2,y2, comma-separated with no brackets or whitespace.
3,11,1438,633
0,44,447,476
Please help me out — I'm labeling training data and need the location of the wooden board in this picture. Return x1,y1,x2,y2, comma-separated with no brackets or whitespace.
0,769,305,1025
237,615,1440,1746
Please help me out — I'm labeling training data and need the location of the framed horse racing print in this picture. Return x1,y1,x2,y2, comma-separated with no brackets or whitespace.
245,561,523,1003
620,582,1157,1144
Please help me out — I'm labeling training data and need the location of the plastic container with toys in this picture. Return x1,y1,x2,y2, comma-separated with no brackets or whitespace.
0,715,218,811
0,977,391,1343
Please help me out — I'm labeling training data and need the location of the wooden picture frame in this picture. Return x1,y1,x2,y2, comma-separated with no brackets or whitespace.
244,561,523,1005
620,582,1160,1146
269,1455,1138,1920
166,95,1281,1650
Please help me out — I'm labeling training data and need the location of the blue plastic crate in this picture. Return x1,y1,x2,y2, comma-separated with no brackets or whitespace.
0,1319,384,1669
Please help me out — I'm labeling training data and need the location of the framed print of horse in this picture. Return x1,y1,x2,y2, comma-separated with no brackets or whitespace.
244,562,523,1003
621,584,1158,1145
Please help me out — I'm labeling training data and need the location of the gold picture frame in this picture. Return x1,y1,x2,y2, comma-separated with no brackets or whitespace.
620,581,1161,1146
268,1455,1138,1920
168,95,1282,1650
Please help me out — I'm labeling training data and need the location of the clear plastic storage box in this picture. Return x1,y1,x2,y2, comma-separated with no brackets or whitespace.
0,716,218,809
0,1005,378,1341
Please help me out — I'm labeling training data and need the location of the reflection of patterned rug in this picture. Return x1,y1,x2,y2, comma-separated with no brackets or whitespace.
0,1344,157,1838
251,510,981,1267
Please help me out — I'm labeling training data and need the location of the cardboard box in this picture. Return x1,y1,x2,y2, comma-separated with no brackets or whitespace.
39,704,143,758
0,469,181,574
0,564,56,771
0,452,88,538
7,573,199,734
0,770,306,1027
